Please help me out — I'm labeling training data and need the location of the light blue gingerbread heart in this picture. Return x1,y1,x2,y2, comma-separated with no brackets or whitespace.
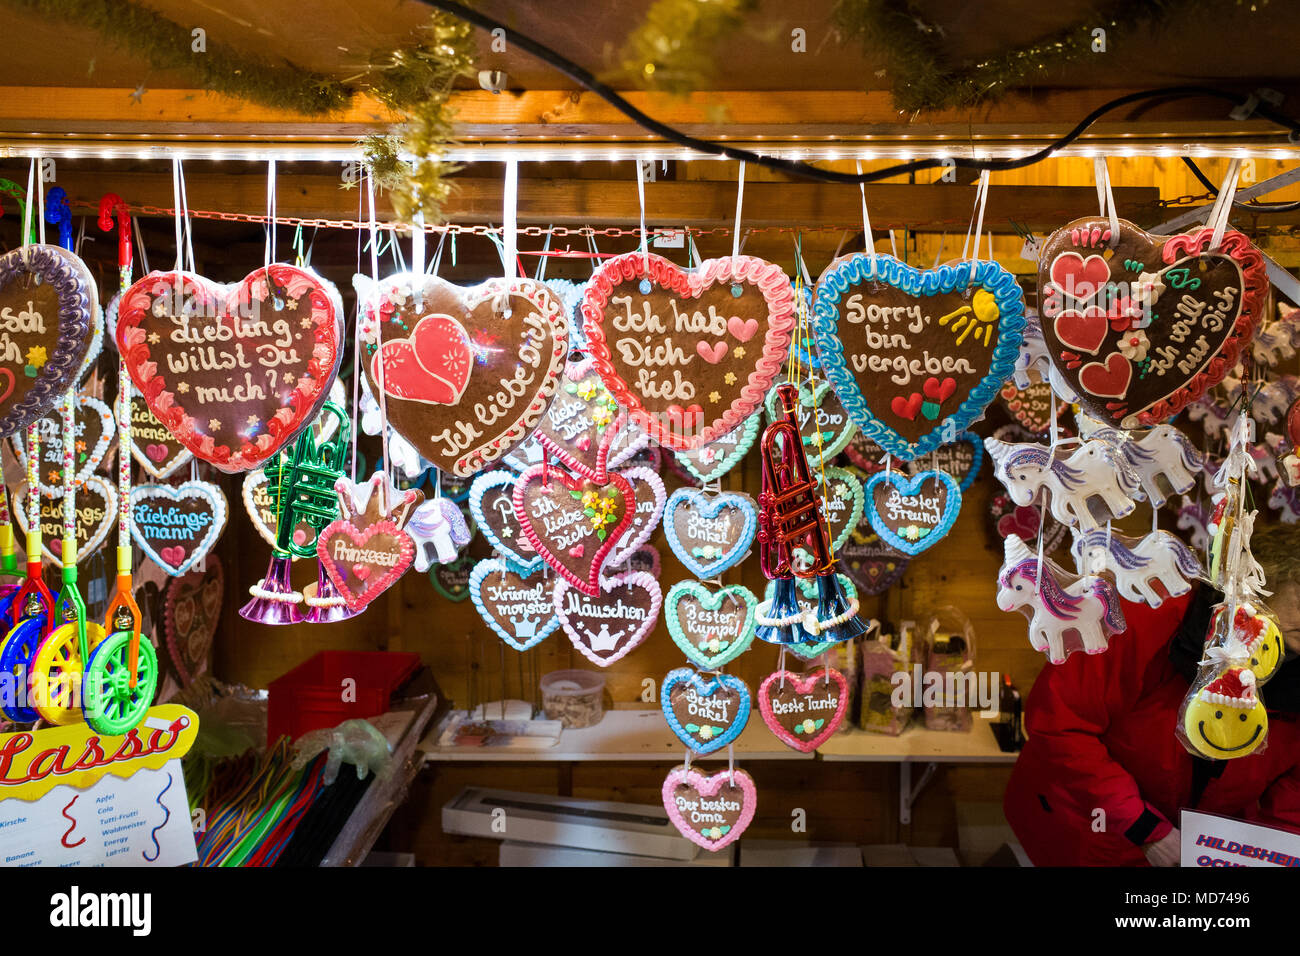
762,574,859,659
662,488,757,578
763,378,858,466
904,430,983,492
468,470,544,572
468,557,560,651
811,254,1025,462
672,414,760,484
819,466,864,554
864,469,962,557
665,581,757,669
129,480,228,577
661,667,751,755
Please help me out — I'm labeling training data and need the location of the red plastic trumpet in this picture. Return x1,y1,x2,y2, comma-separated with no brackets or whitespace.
757,383,834,579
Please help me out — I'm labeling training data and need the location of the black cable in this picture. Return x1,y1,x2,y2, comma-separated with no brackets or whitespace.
418,0,1300,185
1180,156,1300,213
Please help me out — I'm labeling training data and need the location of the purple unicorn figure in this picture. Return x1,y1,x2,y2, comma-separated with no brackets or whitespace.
1070,527,1204,607
1268,480,1300,524
406,498,471,572
996,534,1126,664
986,437,1141,531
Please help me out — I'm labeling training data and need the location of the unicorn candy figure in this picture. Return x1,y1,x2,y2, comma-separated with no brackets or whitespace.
1268,480,1300,524
996,534,1127,664
1252,324,1297,368
1013,312,1051,389
1176,497,1211,552
406,497,471,572
1070,528,1204,607
1254,377,1299,424
1077,413,1204,510
1187,397,1237,443
985,437,1141,531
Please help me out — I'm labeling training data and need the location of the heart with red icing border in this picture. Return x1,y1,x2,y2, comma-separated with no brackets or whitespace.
582,252,795,451
316,518,414,612
116,264,344,473
758,667,849,752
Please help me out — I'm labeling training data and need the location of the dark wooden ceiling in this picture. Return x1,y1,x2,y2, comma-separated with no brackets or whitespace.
0,0,1295,96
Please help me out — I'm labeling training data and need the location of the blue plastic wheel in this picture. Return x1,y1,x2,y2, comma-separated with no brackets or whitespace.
0,614,47,722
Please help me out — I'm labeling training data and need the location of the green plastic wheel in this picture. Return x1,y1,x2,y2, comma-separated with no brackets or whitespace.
83,631,157,735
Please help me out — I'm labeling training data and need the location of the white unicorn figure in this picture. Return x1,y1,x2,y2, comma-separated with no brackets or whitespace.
1254,377,1299,424
1070,528,1204,607
1013,313,1051,389
996,534,1127,664
1246,445,1279,486
1176,497,1210,552
1077,414,1204,509
1268,480,1300,524
985,437,1142,531
1252,324,1297,367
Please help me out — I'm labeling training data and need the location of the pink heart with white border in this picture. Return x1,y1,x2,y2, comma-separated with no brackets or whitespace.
758,667,849,753
553,571,662,667
661,766,757,852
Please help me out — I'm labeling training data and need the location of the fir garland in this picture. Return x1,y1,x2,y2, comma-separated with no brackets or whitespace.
831,0,1272,113
604,0,759,95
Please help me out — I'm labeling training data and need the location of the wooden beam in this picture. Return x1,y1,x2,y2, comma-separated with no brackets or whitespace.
0,86,1291,146
2,168,1161,231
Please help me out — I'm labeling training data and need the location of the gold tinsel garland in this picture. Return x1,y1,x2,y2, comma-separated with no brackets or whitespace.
605,0,759,96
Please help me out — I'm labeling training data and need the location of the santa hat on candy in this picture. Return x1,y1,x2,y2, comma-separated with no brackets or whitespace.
1199,668,1258,709
1233,604,1270,648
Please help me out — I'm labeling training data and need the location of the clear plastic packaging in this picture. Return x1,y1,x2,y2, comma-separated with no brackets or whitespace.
922,606,976,733
1177,663,1269,760
858,620,919,736
541,669,606,729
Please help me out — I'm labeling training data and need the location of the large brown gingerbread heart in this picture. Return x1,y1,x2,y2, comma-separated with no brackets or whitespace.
163,556,223,686
116,264,345,473
359,273,567,478
1038,217,1266,428
582,252,795,451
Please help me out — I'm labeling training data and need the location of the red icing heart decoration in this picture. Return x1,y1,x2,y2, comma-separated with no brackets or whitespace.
582,252,795,450
758,667,849,752
513,463,634,596
1053,306,1108,355
890,393,922,421
117,264,344,473
1039,217,1266,428
996,504,1042,540
359,274,567,478
923,376,956,404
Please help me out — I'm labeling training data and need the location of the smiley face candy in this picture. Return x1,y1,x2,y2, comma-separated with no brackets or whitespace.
1208,602,1283,683
1181,667,1268,760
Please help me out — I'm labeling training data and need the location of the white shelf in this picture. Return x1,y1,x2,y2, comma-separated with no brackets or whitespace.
817,718,1018,764
421,708,814,762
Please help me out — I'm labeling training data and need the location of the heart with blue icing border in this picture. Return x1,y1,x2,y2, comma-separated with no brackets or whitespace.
662,667,751,754
763,379,857,466
468,557,560,651
864,469,962,557
903,431,983,492
129,480,230,577
666,580,757,670
468,470,544,572
811,254,1025,462
662,488,757,578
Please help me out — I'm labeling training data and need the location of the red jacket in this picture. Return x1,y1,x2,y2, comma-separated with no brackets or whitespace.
1003,591,1300,866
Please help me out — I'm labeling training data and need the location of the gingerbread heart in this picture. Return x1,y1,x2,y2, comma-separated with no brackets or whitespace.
533,357,630,478
429,552,475,602
662,766,757,852
513,463,634,595
358,273,567,478
661,668,751,755
812,254,1026,461
469,558,560,651
468,470,543,571
554,570,662,666
817,466,865,555
989,493,1070,555
758,667,849,752
865,470,962,557
128,389,193,480
0,245,96,437
763,379,858,466
606,466,665,567
672,413,760,484
13,392,114,495
130,480,229,576
623,544,661,578
998,381,1068,436
582,252,796,450
665,580,758,670
13,476,117,565
662,488,758,578
837,530,908,595
242,469,281,550
1038,217,1267,428
117,265,344,473
843,431,892,474
163,556,223,686
903,431,983,491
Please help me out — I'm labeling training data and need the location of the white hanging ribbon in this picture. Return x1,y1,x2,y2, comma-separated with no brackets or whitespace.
367,171,390,486
855,160,877,275
411,211,425,311
888,229,898,260
965,170,991,284
1208,158,1244,252
21,158,36,250
172,158,184,272
1093,157,1120,245
502,159,518,286
533,226,552,282
635,160,650,274
264,159,277,273
732,161,746,260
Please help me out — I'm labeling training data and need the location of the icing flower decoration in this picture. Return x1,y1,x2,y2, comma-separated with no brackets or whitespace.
1105,296,1141,333
574,379,602,401
591,404,613,429
1117,330,1150,362
1134,271,1167,311
26,346,47,370
724,372,737,386
692,545,723,561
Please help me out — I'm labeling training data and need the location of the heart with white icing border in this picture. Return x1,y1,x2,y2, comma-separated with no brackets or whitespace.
129,480,229,576
662,766,757,852
13,476,117,565
553,570,661,666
